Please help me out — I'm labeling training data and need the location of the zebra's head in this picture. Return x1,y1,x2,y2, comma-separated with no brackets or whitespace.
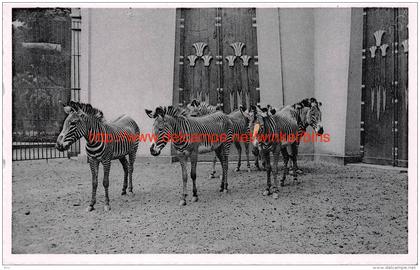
301,98,324,135
145,107,171,156
240,105,268,147
55,103,86,151
186,99,203,117
186,99,220,117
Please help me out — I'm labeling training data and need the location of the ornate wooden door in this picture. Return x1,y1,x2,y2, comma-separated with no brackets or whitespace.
173,8,260,113
361,8,408,167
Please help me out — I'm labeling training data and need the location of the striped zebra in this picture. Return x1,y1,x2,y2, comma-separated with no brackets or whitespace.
145,106,233,206
187,100,254,176
55,101,140,212
267,98,324,174
240,104,300,199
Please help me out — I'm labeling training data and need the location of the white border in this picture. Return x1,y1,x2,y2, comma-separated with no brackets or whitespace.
2,2,418,266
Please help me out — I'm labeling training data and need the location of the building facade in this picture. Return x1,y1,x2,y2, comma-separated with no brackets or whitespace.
78,8,408,167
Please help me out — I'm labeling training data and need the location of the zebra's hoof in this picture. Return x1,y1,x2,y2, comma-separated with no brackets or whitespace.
192,196,198,202
273,193,279,199
289,170,294,176
209,174,216,179
263,190,270,196
86,206,94,212
296,169,304,175
223,189,229,194
121,191,127,196
247,168,251,173
179,200,186,206
280,181,285,187
128,191,134,197
104,205,111,212
235,167,240,172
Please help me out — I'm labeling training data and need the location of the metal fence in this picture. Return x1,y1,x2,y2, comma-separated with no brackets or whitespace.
12,8,81,161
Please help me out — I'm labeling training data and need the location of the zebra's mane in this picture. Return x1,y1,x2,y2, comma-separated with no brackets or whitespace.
67,101,105,121
188,100,221,116
162,106,189,118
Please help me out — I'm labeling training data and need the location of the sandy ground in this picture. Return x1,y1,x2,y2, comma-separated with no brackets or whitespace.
12,158,408,254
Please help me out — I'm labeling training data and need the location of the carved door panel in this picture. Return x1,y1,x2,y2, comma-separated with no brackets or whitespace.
173,8,260,113
220,8,259,113
361,8,408,167
396,9,408,167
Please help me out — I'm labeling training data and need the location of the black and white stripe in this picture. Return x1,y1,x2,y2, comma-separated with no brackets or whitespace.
146,105,233,206
56,101,140,211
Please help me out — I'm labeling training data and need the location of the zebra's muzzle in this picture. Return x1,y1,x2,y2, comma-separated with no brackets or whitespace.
150,144,161,156
55,142,70,152
317,126,324,135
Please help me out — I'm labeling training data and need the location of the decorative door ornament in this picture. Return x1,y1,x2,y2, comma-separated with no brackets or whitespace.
380,44,389,57
245,92,250,109
383,87,386,111
373,30,386,46
401,39,408,53
193,42,207,57
225,55,236,67
229,90,235,110
187,55,198,66
240,55,252,66
201,55,213,66
369,46,377,58
371,88,375,112
204,92,209,103
236,89,242,109
376,87,381,120
230,42,245,56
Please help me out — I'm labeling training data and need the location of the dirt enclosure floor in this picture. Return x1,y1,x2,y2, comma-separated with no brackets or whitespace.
12,158,408,254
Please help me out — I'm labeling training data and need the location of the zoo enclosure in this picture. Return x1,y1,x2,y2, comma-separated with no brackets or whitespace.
12,8,81,161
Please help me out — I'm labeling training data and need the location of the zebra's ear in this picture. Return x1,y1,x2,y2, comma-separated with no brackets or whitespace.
270,108,276,115
301,98,311,107
239,105,249,118
63,106,74,114
190,99,200,107
145,109,155,118
318,102,322,107
294,103,303,110
255,105,264,114
155,107,166,118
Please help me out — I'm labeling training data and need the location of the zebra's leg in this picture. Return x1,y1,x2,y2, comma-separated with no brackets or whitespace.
234,142,242,172
252,146,261,170
209,154,217,179
290,143,299,184
87,158,99,212
271,145,282,199
119,156,129,195
295,143,303,174
190,152,199,202
102,160,112,211
281,147,290,187
178,155,188,206
215,147,228,193
127,148,137,195
262,150,272,196
244,142,251,172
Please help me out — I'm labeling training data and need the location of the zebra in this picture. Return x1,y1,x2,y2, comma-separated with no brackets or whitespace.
240,104,300,199
187,99,255,176
55,101,140,212
145,105,233,206
266,98,324,174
